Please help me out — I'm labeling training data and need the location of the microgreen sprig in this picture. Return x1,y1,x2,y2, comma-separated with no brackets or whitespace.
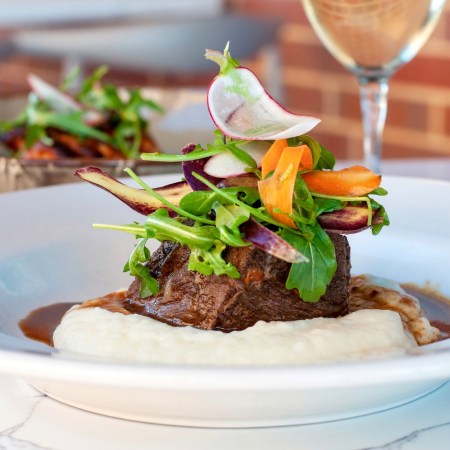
124,168,214,225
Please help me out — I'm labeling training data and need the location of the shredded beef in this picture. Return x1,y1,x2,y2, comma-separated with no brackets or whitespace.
124,234,351,331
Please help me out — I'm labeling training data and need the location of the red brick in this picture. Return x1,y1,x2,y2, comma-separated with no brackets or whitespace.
386,98,428,131
445,107,450,135
445,13,450,40
282,41,347,75
308,130,349,159
340,92,428,131
339,92,360,120
283,85,323,115
229,0,307,23
394,54,450,88
383,142,445,159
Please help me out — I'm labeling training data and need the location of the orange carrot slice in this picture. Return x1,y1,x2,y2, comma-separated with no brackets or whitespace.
261,140,313,179
258,146,309,227
261,139,288,179
301,165,381,197
294,145,313,172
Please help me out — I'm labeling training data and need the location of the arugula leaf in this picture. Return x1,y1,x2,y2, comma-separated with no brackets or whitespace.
125,168,214,225
36,111,113,142
145,209,241,278
227,142,257,168
315,145,336,170
281,224,337,302
77,65,109,99
124,238,159,297
298,134,322,168
314,197,344,215
141,146,222,162
113,121,141,158
213,203,250,247
189,241,240,278
60,65,82,92
193,172,289,228
25,124,49,148
370,187,388,196
179,187,259,216
145,209,218,249
291,175,316,225
370,199,390,235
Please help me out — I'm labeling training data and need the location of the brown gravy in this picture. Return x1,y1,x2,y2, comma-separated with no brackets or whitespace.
403,284,450,339
19,291,128,347
19,302,77,347
18,285,450,348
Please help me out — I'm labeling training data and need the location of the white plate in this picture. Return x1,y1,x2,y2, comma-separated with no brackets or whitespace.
0,174,449,428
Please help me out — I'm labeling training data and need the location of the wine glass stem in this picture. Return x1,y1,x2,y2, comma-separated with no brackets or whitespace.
359,77,389,173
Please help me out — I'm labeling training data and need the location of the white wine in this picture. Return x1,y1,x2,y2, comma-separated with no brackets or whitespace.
302,0,446,78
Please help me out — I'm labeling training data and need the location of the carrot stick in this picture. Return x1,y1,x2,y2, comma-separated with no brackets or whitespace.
260,139,288,179
258,146,308,227
301,165,381,197
261,139,313,180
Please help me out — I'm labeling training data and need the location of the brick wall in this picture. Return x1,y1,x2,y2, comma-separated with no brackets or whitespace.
229,0,450,160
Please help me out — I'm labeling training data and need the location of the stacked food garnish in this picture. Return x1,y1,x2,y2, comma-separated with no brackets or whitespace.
51,44,438,365
0,67,162,160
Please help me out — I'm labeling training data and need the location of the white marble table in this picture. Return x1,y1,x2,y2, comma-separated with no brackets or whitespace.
1,159,449,450
0,375,449,450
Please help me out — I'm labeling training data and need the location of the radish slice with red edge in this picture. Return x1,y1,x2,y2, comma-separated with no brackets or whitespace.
204,141,270,178
205,44,320,140
76,167,192,216
28,74,104,125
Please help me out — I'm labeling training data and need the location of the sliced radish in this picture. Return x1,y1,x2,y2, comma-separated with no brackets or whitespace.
28,74,81,114
76,167,192,216
28,73,104,125
204,141,270,178
205,46,320,141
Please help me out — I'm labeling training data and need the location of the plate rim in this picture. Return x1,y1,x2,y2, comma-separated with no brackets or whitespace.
1,174,450,391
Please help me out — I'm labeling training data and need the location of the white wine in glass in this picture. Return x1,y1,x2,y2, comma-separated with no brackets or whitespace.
301,0,447,172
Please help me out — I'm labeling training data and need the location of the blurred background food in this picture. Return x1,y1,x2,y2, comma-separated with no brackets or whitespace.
0,0,449,191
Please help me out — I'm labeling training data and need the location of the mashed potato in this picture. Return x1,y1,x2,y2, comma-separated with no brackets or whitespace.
53,306,417,365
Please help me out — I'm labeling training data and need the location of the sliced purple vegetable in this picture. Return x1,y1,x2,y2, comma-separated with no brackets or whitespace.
76,167,192,216
240,219,307,263
181,143,222,191
317,206,374,234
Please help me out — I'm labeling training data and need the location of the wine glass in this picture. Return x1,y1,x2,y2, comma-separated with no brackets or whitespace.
301,0,447,173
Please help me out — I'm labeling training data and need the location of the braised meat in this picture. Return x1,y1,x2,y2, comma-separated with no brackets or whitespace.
124,233,351,331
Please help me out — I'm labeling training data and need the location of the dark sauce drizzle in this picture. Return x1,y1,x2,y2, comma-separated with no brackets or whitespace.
18,286,450,348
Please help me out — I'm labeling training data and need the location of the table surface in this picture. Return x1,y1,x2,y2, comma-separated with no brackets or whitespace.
0,374,448,450
1,159,449,450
